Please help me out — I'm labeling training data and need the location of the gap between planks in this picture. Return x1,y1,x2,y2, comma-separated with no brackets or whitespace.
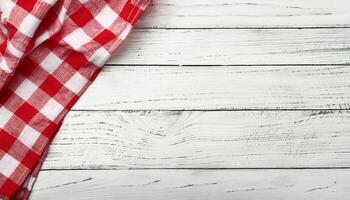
134,27,350,30
105,64,350,66
71,109,350,112
40,167,350,171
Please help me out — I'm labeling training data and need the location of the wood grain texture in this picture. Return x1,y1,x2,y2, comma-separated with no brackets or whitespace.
43,110,350,169
73,66,350,110
108,29,350,65
137,0,350,28
32,1,350,199
31,169,350,200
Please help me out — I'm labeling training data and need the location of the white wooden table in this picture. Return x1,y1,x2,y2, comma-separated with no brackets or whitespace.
30,0,350,199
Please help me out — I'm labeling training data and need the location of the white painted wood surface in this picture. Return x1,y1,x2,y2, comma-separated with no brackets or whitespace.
108,29,350,65
137,0,350,28
32,170,350,200
31,0,350,199
42,110,350,169
74,66,350,110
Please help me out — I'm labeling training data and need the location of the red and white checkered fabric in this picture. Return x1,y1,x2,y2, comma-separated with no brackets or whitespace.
0,0,150,199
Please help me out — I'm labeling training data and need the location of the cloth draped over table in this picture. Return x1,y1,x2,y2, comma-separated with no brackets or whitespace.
0,0,150,199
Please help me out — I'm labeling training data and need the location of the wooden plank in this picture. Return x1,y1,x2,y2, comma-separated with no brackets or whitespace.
31,169,350,200
73,66,350,110
43,110,350,169
137,0,350,28
108,29,350,65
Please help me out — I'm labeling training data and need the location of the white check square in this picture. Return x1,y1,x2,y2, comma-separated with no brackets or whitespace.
63,29,91,50
34,31,49,47
95,5,118,28
19,14,40,37
42,0,57,5
89,47,110,66
0,107,13,128
41,52,63,74
0,154,20,178
7,42,24,58
78,0,89,3
64,72,88,94
15,79,38,101
1,59,11,73
0,0,16,20
40,99,64,121
18,125,41,148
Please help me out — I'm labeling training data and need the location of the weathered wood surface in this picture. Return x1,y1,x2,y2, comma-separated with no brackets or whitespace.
108,29,350,65
73,66,350,110
137,0,350,28
42,110,350,169
32,169,350,200
31,0,350,199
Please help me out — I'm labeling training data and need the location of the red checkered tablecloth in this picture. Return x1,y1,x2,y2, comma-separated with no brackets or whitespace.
0,0,150,199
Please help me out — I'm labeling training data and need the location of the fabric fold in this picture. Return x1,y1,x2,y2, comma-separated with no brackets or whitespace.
0,0,72,91
0,0,150,199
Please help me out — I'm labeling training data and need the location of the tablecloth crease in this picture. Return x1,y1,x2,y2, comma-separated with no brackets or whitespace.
0,0,150,199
